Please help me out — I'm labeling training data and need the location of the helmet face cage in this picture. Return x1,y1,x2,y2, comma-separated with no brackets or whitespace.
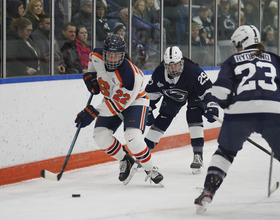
103,34,126,71
103,50,125,71
231,25,260,50
164,46,184,78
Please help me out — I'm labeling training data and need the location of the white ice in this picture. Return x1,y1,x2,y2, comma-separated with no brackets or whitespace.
1,134,279,220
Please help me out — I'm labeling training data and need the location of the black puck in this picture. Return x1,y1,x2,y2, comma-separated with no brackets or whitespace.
72,194,81,198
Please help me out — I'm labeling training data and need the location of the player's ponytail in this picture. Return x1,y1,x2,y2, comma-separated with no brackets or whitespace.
182,57,199,66
249,43,265,58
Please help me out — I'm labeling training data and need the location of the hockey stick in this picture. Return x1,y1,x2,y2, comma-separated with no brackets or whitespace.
269,181,280,196
268,151,280,197
213,116,279,161
41,93,94,181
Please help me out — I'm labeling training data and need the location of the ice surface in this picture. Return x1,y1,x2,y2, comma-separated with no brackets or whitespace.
1,135,279,220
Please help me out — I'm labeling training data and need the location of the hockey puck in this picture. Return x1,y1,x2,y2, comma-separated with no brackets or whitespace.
72,194,81,198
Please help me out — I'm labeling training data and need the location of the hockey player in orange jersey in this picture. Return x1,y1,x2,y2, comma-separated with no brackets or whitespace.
75,34,163,185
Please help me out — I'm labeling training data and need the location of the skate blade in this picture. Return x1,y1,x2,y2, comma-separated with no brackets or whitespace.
192,168,202,175
196,198,211,214
123,163,138,185
196,204,207,214
146,179,165,187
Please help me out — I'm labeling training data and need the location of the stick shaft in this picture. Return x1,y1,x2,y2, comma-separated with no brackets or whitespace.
57,93,94,179
42,93,94,181
268,151,274,197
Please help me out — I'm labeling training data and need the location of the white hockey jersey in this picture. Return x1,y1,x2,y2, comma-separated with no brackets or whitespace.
87,48,149,117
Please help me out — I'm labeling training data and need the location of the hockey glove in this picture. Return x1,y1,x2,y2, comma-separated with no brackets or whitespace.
75,105,99,128
83,72,100,94
204,102,219,123
146,110,155,126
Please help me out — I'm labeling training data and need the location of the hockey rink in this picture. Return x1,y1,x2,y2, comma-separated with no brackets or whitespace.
1,134,279,220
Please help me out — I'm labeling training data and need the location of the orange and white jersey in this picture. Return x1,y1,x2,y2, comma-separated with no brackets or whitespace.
88,48,149,117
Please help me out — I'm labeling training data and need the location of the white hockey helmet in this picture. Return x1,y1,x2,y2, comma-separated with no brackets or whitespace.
231,25,260,50
164,46,184,77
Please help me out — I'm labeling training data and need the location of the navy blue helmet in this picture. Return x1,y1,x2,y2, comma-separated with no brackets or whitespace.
103,34,126,71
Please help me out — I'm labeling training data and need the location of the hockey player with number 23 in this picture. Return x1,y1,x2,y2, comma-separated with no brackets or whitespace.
145,46,219,174
75,34,163,185
195,25,280,214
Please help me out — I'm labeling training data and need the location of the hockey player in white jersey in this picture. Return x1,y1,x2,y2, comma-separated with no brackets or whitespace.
145,46,219,174
75,34,163,185
195,25,280,213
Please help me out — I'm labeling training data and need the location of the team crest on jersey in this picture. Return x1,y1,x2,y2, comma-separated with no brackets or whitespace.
112,77,117,84
156,81,164,87
162,88,188,102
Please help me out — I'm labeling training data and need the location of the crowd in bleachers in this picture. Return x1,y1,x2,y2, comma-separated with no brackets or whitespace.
1,0,280,77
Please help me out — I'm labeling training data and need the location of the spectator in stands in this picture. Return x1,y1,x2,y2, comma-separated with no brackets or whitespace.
108,7,151,39
113,22,147,68
144,0,168,47
191,22,207,47
7,0,25,32
107,7,127,30
113,22,126,38
144,0,160,24
71,0,93,45
71,0,81,16
7,17,43,77
217,0,237,41
229,0,244,15
234,10,247,26
176,0,189,45
31,14,66,75
56,22,76,50
96,1,111,47
263,26,277,54
107,7,151,53
75,25,91,70
191,22,210,66
132,0,153,45
23,0,44,32
262,0,278,31
242,1,258,27
192,4,214,45
43,0,66,37
133,0,146,19
217,0,237,65
57,22,84,74
164,0,181,44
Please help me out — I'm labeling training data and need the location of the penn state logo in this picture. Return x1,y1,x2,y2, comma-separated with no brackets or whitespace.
148,79,153,85
156,81,164,87
162,88,188,102
223,18,237,30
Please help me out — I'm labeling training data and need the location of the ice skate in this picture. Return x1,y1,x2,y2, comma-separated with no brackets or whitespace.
145,166,164,184
190,154,203,174
194,189,214,214
119,153,138,185
122,146,142,169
